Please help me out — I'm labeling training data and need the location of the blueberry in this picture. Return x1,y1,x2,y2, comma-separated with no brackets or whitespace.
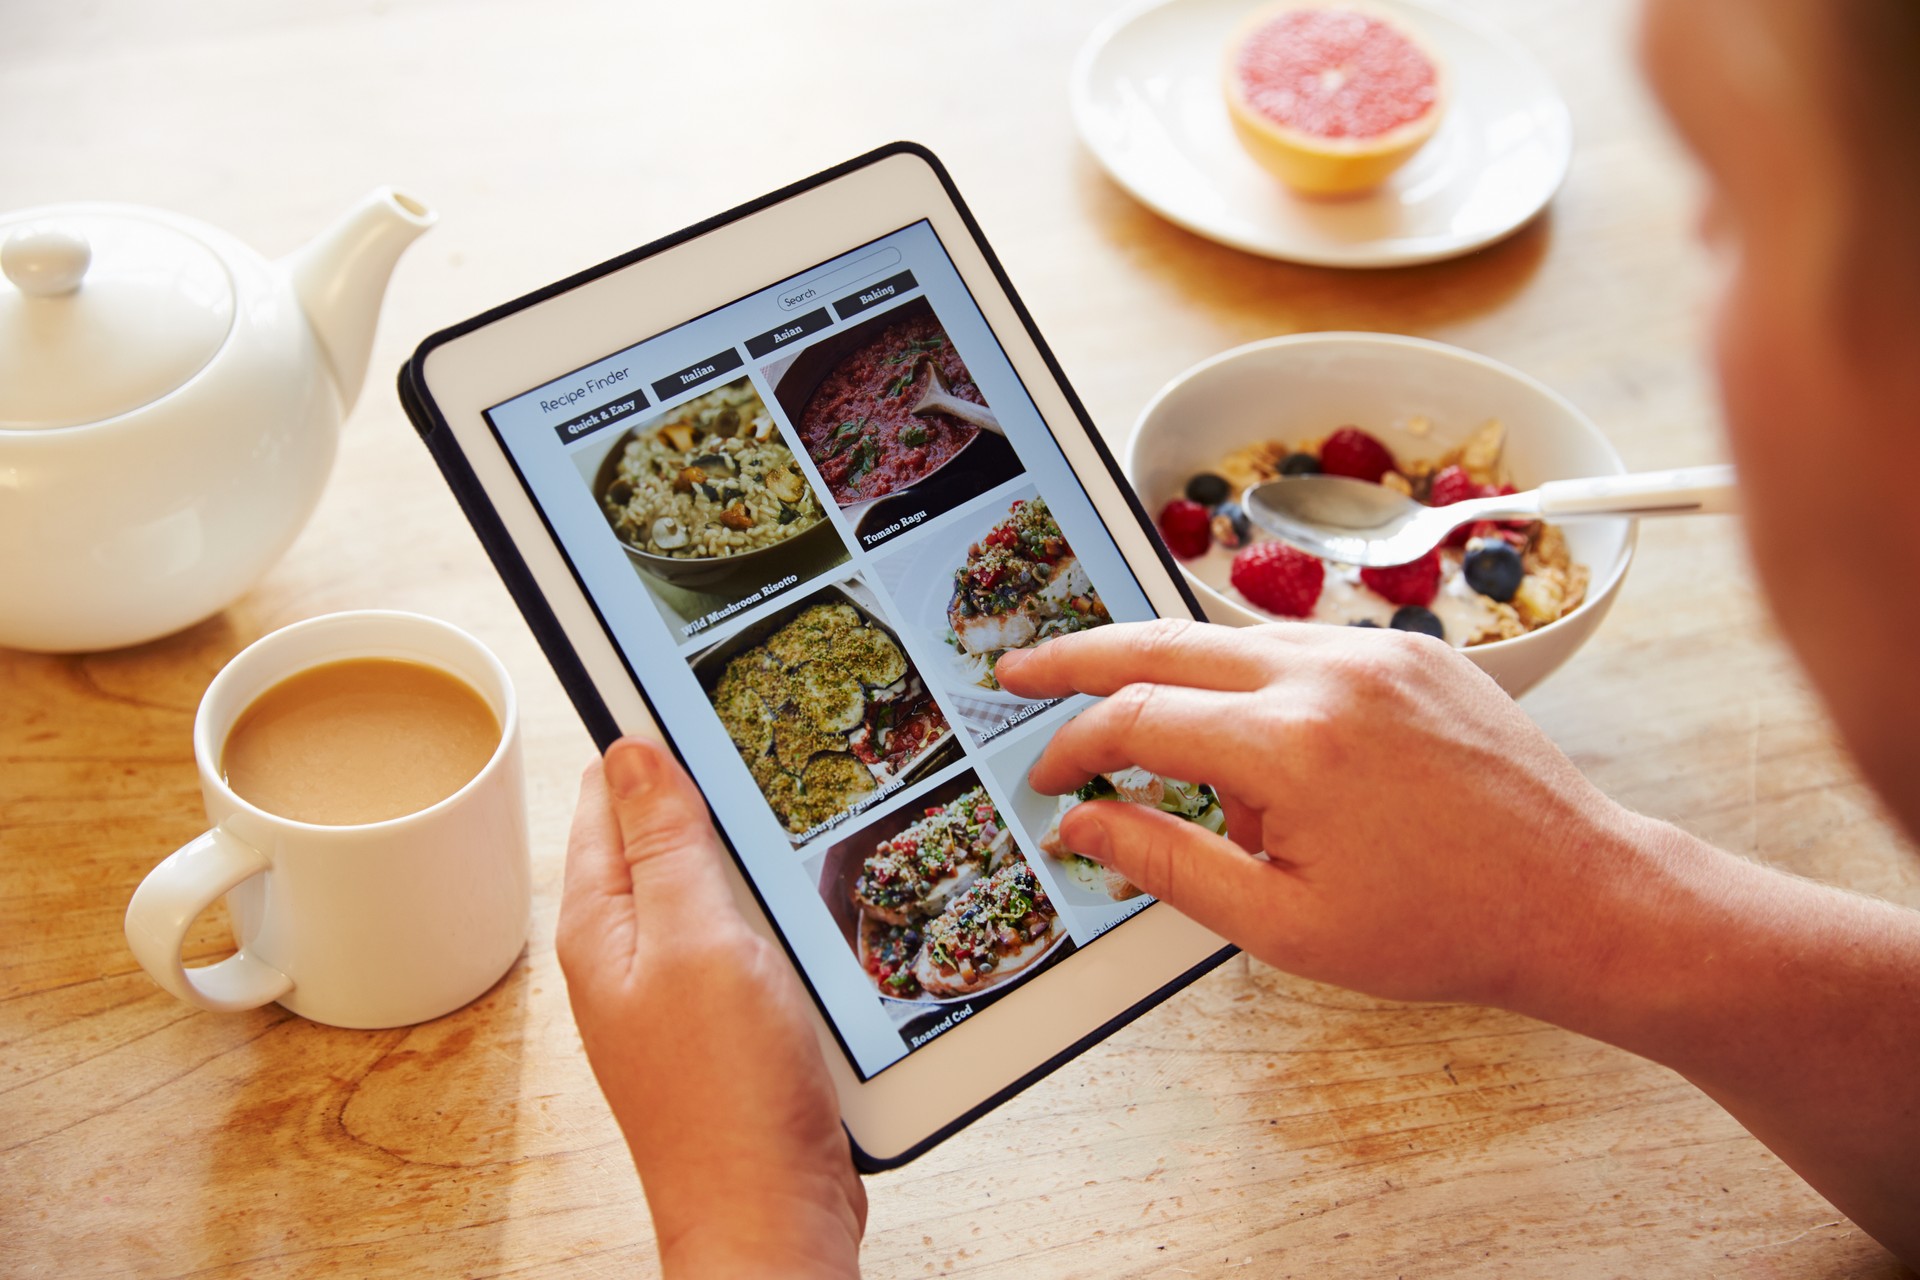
1184,471,1231,506
1210,501,1251,548
1390,606,1445,640
1463,542,1525,603
1279,452,1322,477
1348,619,1381,628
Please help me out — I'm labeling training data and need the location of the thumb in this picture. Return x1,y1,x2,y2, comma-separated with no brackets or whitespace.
1062,800,1289,947
601,736,740,924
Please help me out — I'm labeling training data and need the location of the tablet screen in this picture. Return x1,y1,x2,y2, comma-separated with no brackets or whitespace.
483,220,1218,1078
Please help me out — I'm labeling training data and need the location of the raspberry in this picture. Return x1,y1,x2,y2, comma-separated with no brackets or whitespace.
1318,426,1397,483
1230,542,1324,617
1428,464,1491,507
1466,521,1529,548
1442,480,1532,547
1491,483,1533,533
1430,465,1497,547
1359,548,1441,607
1157,499,1212,559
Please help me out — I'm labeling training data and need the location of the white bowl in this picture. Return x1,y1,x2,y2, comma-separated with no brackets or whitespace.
1124,332,1635,696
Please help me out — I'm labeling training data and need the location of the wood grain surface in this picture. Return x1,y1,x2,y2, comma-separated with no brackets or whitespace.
4,1,1916,1276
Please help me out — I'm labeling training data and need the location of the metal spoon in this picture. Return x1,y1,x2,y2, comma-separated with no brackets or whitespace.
1242,463,1740,567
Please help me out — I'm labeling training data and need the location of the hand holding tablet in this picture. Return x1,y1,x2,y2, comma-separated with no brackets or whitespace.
401,144,1231,1167
557,738,868,1276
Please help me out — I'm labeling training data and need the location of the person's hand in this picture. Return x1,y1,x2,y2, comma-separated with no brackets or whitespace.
995,619,1674,1016
556,736,865,1280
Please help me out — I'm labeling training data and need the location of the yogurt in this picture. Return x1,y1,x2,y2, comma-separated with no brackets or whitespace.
1186,537,1505,648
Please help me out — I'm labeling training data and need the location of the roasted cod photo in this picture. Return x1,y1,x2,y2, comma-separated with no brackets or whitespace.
813,773,1067,1029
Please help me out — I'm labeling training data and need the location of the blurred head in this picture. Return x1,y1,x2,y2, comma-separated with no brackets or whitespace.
1640,0,1920,829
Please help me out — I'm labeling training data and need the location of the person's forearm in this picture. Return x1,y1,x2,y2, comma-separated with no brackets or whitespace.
661,1226,859,1280
654,1196,863,1280
1519,814,1920,1265
640,1153,864,1280
660,1225,859,1280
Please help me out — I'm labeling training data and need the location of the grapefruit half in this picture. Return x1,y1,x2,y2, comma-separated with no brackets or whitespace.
1224,3,1447,197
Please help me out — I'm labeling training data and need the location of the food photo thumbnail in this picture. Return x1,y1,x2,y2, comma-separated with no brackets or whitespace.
873,489,1112,745
768,296,1024,549
983,725,1225,922
1039,770,1225,903
576,376,849,638
812,771,1071,1050
693,578,960,841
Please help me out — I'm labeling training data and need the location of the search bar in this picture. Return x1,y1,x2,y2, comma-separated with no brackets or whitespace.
776,247,903,312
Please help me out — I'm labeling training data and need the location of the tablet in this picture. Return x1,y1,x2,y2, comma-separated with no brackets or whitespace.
399,142,1233,1170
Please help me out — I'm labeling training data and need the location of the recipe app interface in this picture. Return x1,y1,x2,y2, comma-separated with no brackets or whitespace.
486,221,1213,1078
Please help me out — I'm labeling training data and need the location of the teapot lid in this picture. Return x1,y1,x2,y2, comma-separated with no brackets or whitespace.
0,207,235,430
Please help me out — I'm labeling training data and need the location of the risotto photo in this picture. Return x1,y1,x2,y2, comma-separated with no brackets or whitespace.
579,376,851,637
599,379,825,560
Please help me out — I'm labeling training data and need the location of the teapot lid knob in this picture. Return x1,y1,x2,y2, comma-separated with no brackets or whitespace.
3,225,92,297
0,209,234,430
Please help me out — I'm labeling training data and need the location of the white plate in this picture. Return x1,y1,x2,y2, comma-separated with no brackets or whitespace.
1070,0,1573,267
1003,774,1140,913
874,919,1071,1008
889,533,1032,710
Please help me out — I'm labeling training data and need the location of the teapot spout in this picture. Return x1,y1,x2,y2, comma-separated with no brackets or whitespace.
283,188,435,414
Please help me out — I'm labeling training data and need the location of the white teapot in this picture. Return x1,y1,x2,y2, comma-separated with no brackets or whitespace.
0,189,434,652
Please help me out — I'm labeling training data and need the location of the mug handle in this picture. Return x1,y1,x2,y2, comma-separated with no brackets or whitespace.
124,826,294,1012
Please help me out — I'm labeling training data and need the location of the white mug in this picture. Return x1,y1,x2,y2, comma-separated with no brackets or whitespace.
124,610,532,1029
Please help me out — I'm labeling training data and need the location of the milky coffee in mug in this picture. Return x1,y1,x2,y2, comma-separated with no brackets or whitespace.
124,611,531,1029
220,657,501,827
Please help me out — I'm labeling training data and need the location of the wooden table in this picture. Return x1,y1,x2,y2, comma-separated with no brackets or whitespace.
5,1,1916,1275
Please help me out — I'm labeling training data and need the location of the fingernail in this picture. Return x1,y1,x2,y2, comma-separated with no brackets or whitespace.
1072,812,1114,865
603,740,656,801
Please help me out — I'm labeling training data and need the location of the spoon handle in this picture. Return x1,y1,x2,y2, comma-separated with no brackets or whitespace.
1536,464,1739,518
911,359,1006,435
921,393,1004,436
